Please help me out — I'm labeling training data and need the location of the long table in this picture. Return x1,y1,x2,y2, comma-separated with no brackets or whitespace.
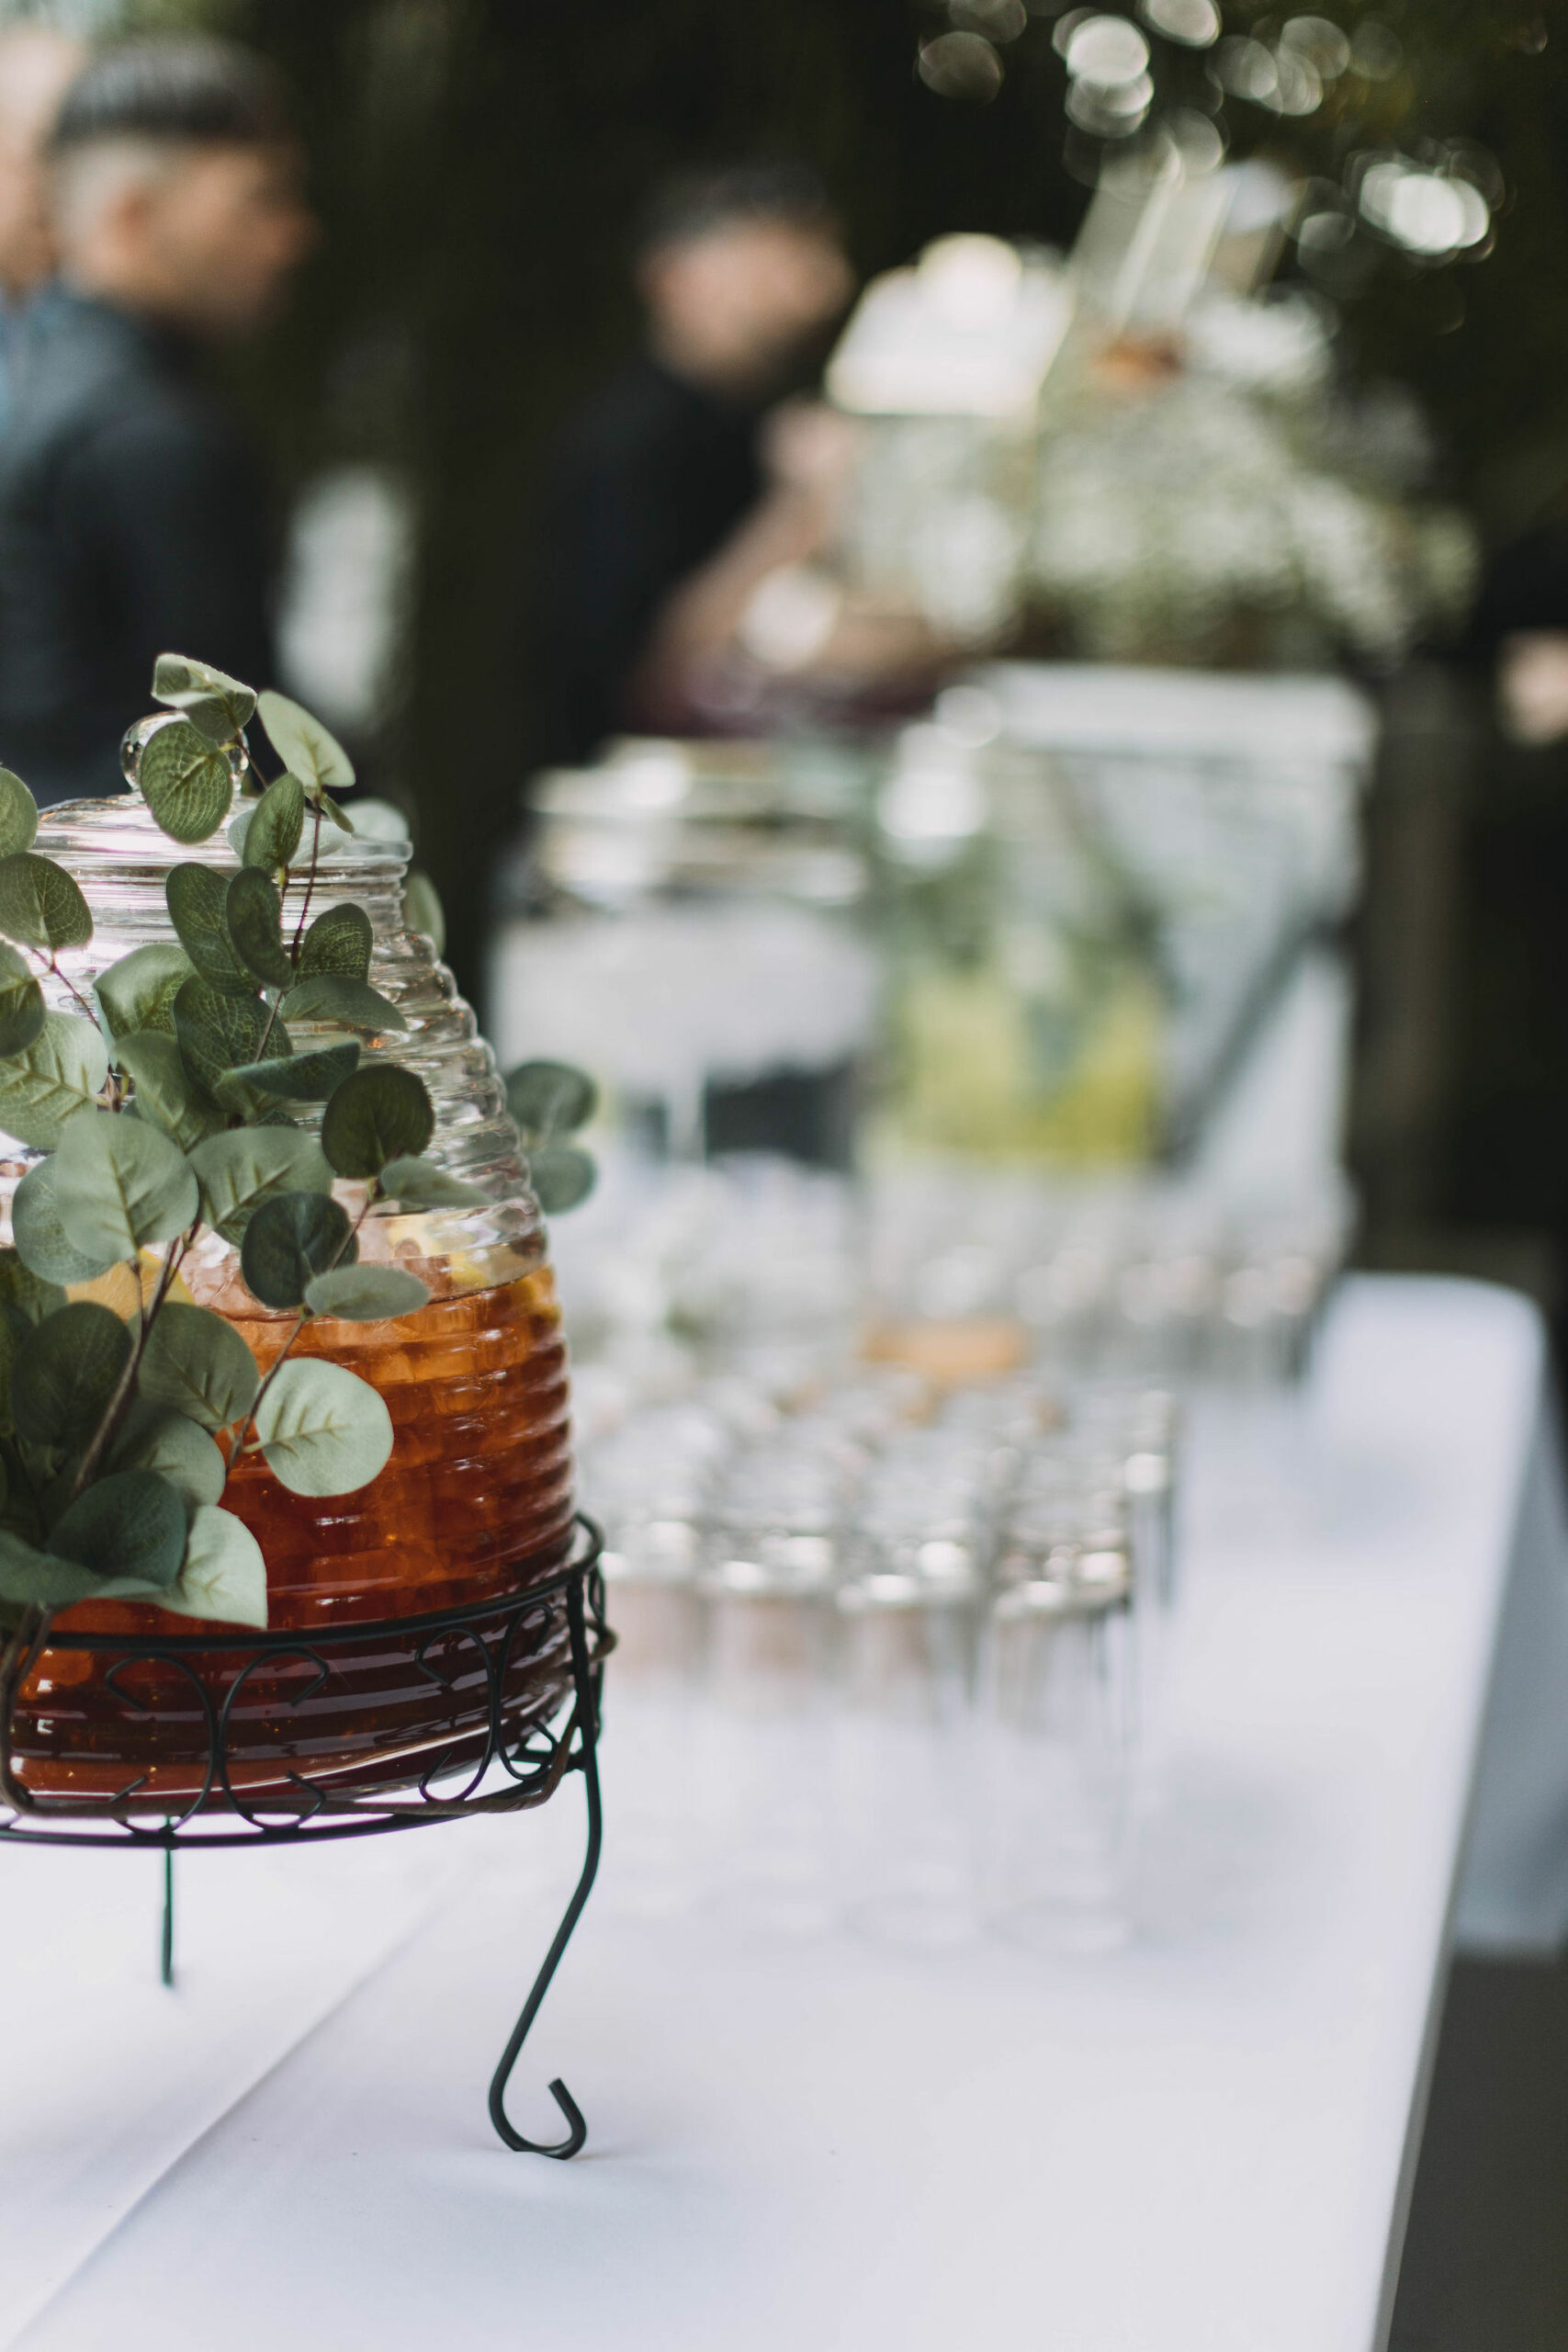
7,1276,1566,2352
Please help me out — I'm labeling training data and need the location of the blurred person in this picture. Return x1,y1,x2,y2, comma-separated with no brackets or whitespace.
529,163,945,767
0,36,315,805
0,24,84,415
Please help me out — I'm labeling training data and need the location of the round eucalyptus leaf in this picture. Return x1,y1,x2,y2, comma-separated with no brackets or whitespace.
242,772,306,875
378,1154,490,1210
167,1504,267,1628
172,976,281,1100
137,1300,259,1434
0,942,44,1057
304,1264,430,1323
187,1126,333,1244
280,974,405,1034
297,902,371,983
12,1301,131,1449
0,1528,140,1610
94,944,197,1041
218,1042,359,1104
165,864,254,995
320,1063,431,1179
402,870,446,955
110,1401,226,1510
504,1059,599,1140
226,810,253,863
529,1143,596,1216
49,1469,186,1589
0,1012,109,1151
0,1245,67,1326
151,653,256,748
137,717,235,845
12,1157,119,1284
241,1190,355,1309
256,690,355,792
0,852,93,952
253,1359,393,1498
0,768,39,860
224,865,292,987
115,1031,224,1152
53,1107,199,1259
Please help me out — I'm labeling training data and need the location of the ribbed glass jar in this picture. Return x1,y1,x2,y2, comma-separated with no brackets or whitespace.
2,781,575,1807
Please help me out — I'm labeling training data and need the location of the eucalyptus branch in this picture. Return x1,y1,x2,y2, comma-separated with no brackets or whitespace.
288,796,326,960
43,953,101,1029
66,1226,194,1505
220,1183,379,1493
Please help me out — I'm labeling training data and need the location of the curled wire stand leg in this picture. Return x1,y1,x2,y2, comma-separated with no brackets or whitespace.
488,1566,604,2157
0,1518,614,2157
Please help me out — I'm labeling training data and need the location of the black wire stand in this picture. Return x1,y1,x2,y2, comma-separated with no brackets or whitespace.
0,1514,614,2157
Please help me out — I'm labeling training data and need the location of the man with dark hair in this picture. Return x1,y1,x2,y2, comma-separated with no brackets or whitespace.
529,163,859,767
0,36,314,804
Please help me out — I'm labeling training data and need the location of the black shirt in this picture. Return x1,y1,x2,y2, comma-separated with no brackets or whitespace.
0,291,275,807
530,354,764,768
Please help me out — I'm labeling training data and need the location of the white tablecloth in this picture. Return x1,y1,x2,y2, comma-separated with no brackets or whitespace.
7,1276,1568,2352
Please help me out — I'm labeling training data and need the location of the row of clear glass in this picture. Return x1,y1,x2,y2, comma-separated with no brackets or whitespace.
589,1368,1177,1951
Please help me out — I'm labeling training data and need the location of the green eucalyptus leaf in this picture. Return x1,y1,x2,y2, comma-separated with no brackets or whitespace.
0,852,92,952
0,1012,109,1151
280,974,405,1034
49,1469,186,1589
151,653,256,749
320,1063,432,1180
12,1301,131,1449
218,1042,359,1103
53,1107,198,1259
137,1300,259,1434
0,1246,66,1326
378,1155,489,1210
253,1358,392,1498
172,976,283,1101
304,1264,430,1322
505,1060,599,1140
241,772,306,875
165,864,254,995
0,1526,166,1609
528,1143,596,1216
0,941,44,1057
255,690,355,793
226,809,252,862
0,769,39,860
318,791,354,833
187,1127,333,1245
402,870,445,955
115,1031,224,1152
165,1503,267,1628
241,1191,355,1310
0,1304,23,1439
297,902,371,983
138,717,235,844
110,1401,226,1511
95,943,196,1041
11,1157,119,1283
224,865,293,988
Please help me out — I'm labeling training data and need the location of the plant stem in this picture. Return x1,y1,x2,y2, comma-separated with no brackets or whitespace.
289,797,325,960
66,1228,192,1504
